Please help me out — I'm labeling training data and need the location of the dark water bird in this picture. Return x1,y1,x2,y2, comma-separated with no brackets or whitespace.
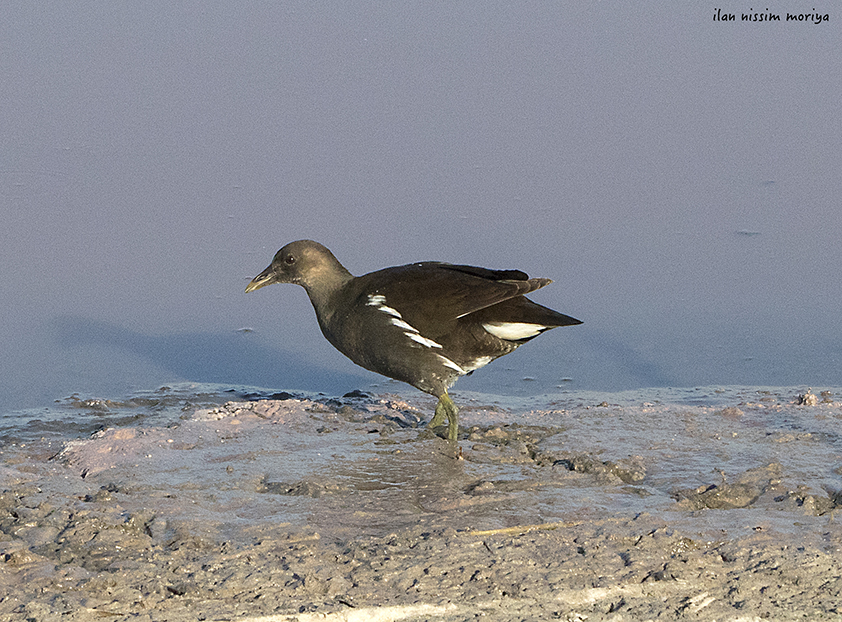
246,240,581,441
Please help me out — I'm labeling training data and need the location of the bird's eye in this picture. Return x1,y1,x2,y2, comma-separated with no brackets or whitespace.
284,254,296,265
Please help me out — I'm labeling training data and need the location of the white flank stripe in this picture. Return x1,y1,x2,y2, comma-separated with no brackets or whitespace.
437,354,466,374
406,332,443,349
379,305,402,318
368,293,443,350
390,317,416,332
483,321,546,340
367,294,403,318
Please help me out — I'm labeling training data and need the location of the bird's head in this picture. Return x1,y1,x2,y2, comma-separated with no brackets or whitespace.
245,240,352,294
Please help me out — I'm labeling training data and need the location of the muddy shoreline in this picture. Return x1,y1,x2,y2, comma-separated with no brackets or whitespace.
2,387,841,621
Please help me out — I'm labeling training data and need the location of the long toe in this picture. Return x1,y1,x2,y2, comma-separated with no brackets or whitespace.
428,406,448,430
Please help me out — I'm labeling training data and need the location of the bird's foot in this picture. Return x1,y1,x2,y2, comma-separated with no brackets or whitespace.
429,393,459,442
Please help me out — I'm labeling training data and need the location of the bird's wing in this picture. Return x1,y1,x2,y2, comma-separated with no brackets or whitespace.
357,262,551,333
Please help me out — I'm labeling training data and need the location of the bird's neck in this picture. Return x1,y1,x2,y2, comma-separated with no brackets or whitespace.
302,265,354,321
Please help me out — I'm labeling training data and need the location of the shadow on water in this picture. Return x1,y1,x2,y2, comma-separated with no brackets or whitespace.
47,316,683,403
51,315,367,394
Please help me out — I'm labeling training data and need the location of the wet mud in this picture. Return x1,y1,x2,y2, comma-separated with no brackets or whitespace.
2,386,842,621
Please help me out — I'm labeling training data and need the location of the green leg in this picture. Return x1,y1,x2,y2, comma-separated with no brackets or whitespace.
429,393,459,442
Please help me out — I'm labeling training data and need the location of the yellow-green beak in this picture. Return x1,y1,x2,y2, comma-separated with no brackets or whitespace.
245,266,274,293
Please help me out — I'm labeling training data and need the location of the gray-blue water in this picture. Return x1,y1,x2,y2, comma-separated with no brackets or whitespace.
2,2,841,431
